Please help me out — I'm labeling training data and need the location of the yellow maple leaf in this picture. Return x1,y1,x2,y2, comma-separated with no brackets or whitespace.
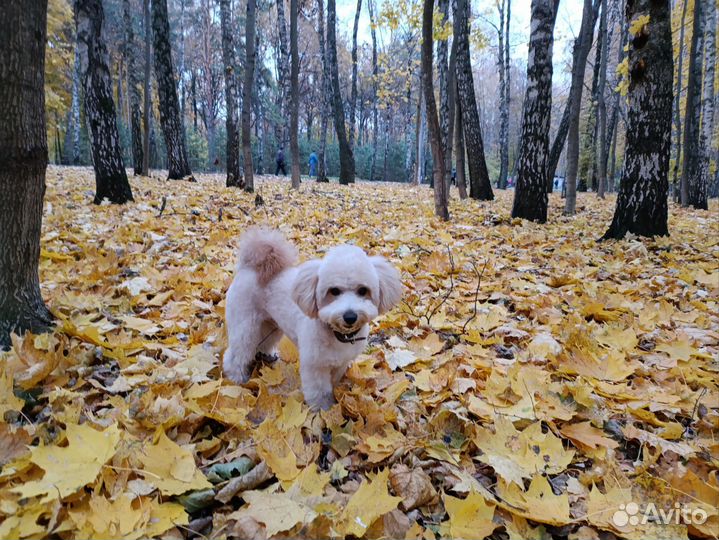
473,418,574,486
138,430,211,495
560,422,619,450
655,338,697,362
233,488,317,537
440,490,498,539
337,468,402,537
498,475,571,526
0,370,24,417
12,423,120,503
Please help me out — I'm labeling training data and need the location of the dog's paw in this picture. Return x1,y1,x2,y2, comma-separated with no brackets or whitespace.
307,392,336,411
222,350,250,384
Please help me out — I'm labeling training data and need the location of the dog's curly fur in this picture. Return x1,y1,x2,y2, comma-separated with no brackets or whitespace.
223,227,402,410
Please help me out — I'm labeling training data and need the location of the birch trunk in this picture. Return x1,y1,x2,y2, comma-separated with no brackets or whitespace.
694,0,715,210
422,0,449,219
276,0,290,151
142,0,151,176
76,0,134,205
151,0,193,180
317,0,330,182
327,0,355,184
368,0,379,182
510,0,559,222
124,0,144,176
64,45,82,165
671,0,689,199
603,0,672,239
219,0,242,187
454,0,493,200
680,0,702,206
455,96,467,199
290,0,301,188
242,0,257,192
563,0,595,214
349,0,362,150
596,0,609,198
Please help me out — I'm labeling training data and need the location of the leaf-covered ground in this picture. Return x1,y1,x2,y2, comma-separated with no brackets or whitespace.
1,166,718,540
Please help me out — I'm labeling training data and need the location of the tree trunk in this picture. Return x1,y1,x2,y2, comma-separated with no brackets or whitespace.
603,0,672,239
578,13,604,193
454,0,493,200
368,0,379,182
349,0,362,150
317,0,330,182
596,0,609,198
694,0,715,210
546,0,599,192
416,94,427,185
455,96,468,199
142,0,151,176
422,0,449,219
242,0,257,192
497,0,509,189
290,0,300,188
276,0,290,151
64,44,82,165
502,0,511,188
0,0,54,348
680,0,702,207
219,0,242,187
124,0,144,176
672,0,689,199
438,0,454,194
151,0,193,180
327,0,356,184
563,0,596,214
510,0,560,222
76,0,134,205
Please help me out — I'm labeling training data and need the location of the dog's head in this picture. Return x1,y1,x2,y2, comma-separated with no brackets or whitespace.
291,245,402,333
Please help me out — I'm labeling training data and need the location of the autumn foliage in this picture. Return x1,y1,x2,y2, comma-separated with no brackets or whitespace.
1,168,718,539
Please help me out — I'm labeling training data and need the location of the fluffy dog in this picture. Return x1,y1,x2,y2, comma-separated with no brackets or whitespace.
223,228,402,410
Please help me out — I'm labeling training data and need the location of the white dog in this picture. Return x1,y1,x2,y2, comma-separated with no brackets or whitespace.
223,228,402,410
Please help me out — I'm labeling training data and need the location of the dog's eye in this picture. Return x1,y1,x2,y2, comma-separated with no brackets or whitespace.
357,287,368,297
329,287,341,296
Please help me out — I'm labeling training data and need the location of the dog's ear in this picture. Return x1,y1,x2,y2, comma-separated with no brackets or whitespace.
292,260,321,318
370,256,402,314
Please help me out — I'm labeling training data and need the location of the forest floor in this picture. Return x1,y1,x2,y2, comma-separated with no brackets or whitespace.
1,166,718,540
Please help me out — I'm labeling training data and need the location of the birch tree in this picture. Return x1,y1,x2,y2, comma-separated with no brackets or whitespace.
290,0,301,188
76,0,134,204
152,0,193,180
422,0,449,219
242,0,257,192
454,0,493,200
694,0,716,210
511,0,559,223
327,0,356,184
563,0,597,214
219,0,242,187
603,0,673,239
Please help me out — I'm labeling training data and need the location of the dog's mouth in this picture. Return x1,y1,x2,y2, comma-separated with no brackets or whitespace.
332,328,366,344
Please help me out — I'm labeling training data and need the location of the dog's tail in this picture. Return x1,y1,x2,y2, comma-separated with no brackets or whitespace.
237,227,298,286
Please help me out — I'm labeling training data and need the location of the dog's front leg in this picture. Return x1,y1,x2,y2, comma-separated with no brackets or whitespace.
299,356,335,411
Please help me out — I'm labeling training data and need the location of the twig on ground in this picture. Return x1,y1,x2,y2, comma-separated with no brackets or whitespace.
423,246,455,326
157,196,167,218
461,258,488,334
216,461,271,503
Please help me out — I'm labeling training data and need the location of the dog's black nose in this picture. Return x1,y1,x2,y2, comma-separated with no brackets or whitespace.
343,311,358,325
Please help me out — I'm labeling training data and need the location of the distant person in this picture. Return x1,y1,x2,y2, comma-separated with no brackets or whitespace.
275,147,287,176
308,152,318,177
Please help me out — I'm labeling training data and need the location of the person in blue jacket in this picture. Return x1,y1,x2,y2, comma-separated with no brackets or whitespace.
308,151,318,178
